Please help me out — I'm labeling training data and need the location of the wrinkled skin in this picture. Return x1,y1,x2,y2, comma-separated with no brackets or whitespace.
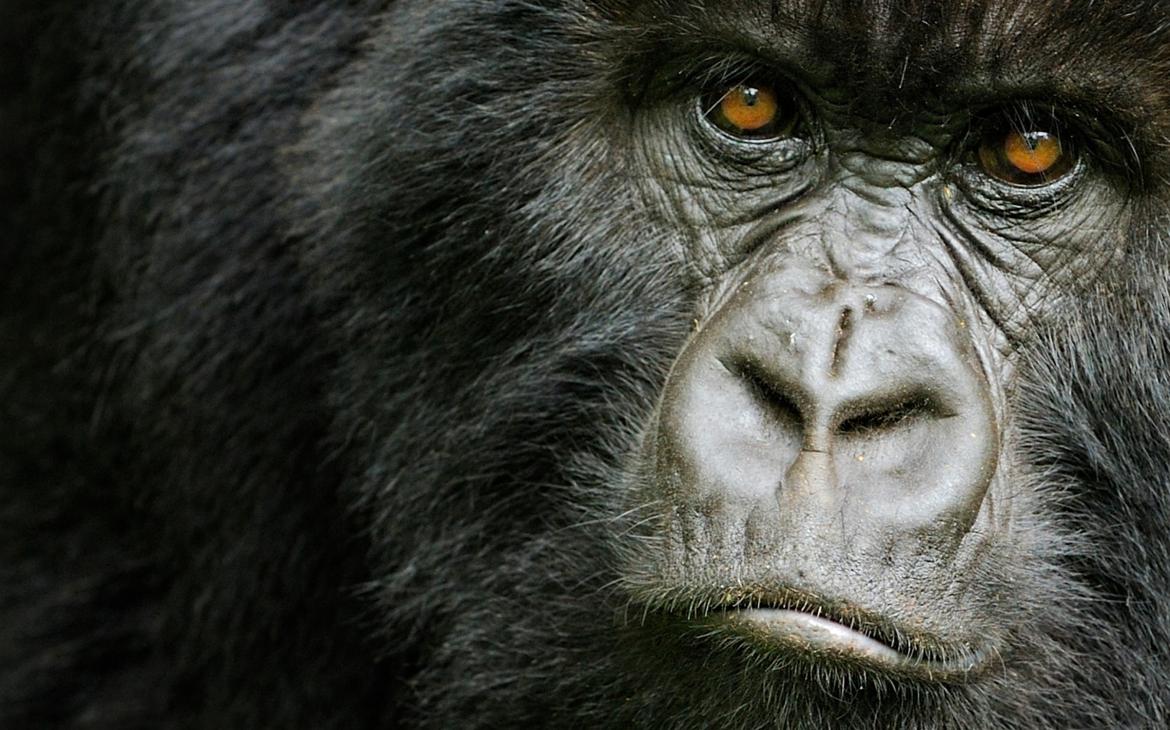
4,1,1170,728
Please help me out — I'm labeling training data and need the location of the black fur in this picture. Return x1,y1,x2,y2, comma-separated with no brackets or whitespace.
4,1,1170,727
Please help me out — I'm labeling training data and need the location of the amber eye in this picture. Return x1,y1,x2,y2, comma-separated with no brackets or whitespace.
704,82,797,140
978,128,1075,185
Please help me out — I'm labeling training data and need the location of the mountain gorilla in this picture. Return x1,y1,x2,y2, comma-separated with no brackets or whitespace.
5,0,1170,727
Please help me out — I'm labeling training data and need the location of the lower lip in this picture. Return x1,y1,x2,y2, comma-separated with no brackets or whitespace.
713,609,983,680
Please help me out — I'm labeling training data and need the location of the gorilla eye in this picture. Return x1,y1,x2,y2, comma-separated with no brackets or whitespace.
703,82,798,140
978,127,1075,186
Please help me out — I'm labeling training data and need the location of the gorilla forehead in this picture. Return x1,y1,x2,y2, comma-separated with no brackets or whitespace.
609,0,1170,119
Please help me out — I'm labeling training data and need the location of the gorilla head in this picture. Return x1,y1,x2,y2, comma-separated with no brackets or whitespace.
300,1,1168,725
6,0,1170,728
615,4,1123,680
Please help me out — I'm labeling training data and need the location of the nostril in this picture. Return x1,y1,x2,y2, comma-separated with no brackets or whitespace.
722,356,803,429
835,392,951,436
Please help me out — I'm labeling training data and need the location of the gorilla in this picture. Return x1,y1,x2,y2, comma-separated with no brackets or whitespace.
4,0,1170,727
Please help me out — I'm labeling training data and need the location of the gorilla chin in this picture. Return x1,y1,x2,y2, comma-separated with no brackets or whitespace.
5,0,1170,728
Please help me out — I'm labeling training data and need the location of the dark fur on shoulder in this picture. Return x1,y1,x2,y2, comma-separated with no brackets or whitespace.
4,0,1170,727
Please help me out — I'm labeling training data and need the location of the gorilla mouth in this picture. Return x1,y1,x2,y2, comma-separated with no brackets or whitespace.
706,597,991,681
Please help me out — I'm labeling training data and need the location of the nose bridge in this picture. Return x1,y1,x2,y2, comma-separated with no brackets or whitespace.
789,284,906,442
777,283,883,447
794,154,930,282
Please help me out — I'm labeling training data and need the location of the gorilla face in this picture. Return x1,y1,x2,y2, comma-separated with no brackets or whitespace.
618,8,1135,679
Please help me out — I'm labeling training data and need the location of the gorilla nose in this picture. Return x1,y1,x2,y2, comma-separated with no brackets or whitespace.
654,267,998,548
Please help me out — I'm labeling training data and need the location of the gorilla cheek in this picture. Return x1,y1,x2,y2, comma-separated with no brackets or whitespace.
632,258,1001,678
